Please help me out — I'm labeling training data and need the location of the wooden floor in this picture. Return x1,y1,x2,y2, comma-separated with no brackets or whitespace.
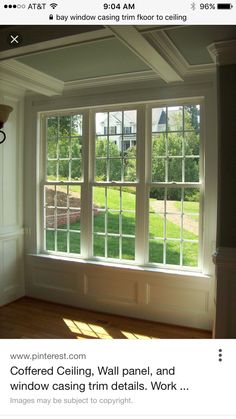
0,297,211,339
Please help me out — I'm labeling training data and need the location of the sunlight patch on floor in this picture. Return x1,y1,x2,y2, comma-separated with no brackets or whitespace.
63,318,113,339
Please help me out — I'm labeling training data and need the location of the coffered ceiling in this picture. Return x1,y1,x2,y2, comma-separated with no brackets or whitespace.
0,25,235,96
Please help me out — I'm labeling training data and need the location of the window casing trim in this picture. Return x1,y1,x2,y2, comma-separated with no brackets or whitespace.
39,98,204,273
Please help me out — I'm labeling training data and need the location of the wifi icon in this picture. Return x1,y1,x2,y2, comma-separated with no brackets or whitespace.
50,3,58,9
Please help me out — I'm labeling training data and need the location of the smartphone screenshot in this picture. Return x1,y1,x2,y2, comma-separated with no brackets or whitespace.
0,1,236,418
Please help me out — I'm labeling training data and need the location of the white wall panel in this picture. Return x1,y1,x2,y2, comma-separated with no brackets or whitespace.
0,87,25,306
27,256,212,330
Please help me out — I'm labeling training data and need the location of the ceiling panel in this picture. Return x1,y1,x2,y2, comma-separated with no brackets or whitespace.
165,25,236,65
17,38,149,81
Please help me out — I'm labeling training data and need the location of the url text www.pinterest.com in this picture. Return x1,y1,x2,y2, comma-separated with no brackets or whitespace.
9,352,87,361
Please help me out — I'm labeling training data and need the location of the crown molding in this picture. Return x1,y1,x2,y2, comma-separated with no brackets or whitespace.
64,70,160,92
0,60,64,96
0,80,25,99
208,40,236,66
145,30,215,80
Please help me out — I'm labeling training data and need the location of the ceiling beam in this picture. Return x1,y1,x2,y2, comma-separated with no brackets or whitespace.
107,26,183,83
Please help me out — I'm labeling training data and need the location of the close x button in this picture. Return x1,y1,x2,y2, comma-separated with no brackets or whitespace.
7,32,23,47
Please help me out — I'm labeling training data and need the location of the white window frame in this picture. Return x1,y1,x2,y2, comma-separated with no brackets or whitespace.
39,99,204,273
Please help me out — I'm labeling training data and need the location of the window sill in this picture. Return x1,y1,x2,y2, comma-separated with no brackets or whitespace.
28,253,210,279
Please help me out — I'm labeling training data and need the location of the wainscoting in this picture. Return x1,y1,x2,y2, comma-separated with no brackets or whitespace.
26,255,213,331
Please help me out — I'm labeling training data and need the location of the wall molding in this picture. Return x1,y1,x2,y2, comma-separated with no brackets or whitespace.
0,60,64,97
0,227,24,240
208,40,236,66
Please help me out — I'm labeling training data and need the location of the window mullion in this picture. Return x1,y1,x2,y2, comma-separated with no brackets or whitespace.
135,106,149,265
80,110,93,259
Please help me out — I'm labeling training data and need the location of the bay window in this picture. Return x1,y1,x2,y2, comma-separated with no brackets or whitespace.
42,101,202,271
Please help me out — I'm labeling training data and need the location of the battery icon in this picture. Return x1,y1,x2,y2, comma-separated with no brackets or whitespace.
217,3,233,8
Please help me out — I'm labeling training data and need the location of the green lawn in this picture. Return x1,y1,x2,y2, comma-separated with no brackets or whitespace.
46,186,198,266
174,200,199,214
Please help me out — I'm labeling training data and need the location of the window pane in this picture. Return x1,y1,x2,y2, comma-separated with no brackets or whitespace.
168,133,183,156
152,133,166,156
69,232,80,254
59,137,70,158
168,106,183,131
109,111,122,134
185,158,199,182
96,112,108,136
71,137,82,158
47,160,57,180
59,116,71,136
183,188,200,214
57,231,67,252
122,238,135,260
47,137,57,159
183,242,198,267
168,158,182,182
57,208,67,229
93,187,106,209
183,215,199,239
122,187,136,211
93,235,105,257
69,209,80,231
184,105,200,133
72,115,83,136
149,240,164,264
166,241,180,265
166,215,181,239
184,132,199,156
94,211,105,233
95,110,137,182
122,213,136,236
47,116,58,137
124,159,136,181
149,212,164,238
46,230,55,251
123,110,137,134
109,159,122,181
152,158,166,182
167,188,182,212
59,161,69,181
108,236,120,259
71,160,82,181
95,158,107,181
108,211,119,234
152,108,166,132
